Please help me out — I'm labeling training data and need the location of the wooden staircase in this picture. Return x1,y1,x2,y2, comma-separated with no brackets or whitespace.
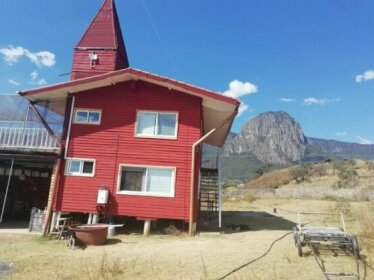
198,168,220,230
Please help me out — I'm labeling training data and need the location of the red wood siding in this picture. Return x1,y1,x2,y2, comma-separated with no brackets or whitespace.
54,80,202,221
71,50,119,80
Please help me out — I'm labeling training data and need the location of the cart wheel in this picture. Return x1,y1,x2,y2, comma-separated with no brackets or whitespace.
295,232,303,257
351,236,360,259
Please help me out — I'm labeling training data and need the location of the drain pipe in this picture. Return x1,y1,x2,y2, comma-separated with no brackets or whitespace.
188,109,238,236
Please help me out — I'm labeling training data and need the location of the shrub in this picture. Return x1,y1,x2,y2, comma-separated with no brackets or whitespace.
334,160,359,188
291,163,311,183
311,164,327,177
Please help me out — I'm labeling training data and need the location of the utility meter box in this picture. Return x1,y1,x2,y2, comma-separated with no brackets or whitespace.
97,188,109,204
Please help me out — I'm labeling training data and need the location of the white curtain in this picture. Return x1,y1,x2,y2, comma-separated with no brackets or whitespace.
146,168,173,194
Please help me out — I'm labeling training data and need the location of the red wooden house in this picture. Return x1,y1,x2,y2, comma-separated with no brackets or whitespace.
19,0,239,235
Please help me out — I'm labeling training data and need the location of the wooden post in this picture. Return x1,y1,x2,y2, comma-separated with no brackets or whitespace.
143,220,151,236
0,158,14,223
42,158,61,236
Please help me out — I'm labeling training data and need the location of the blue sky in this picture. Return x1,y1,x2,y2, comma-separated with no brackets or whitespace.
1,0,374,144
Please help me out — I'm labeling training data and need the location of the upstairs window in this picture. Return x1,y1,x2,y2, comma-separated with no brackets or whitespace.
136,111,178,138
118,165,175,197
65,158,95,177
74,109,101,125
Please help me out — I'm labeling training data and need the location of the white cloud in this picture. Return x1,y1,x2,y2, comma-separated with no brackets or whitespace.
30,71,38,80
280,98,295,103
303,97,340,106
8,79,20,86
355,70,374,83
357,136,373,145
37,79,47,86
29,71,47,86
237,103,249,117
336,131,347,136
223,79,258,98
0,46,56,67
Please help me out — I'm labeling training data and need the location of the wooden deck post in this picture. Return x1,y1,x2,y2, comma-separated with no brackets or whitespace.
42,158,61,236
143,220,151,236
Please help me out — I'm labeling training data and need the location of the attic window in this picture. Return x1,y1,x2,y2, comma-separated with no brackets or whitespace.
74,109,101,125
135,111,178,139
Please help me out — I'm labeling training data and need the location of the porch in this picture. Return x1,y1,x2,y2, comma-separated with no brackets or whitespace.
0,121,60,152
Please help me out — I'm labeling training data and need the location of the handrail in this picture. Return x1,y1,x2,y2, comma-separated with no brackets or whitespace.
0,127,58,150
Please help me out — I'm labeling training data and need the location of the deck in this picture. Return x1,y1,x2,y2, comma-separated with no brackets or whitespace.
0,122,60,153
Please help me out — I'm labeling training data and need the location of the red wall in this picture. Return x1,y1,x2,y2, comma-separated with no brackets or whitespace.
71,50,119,80
54,80,202,221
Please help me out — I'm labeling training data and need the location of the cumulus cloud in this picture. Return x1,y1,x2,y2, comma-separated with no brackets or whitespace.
222,79,258,117
29,70,47,86
280,98,295,103
8,79,20,86
355,70,374,83
223,79,258,98
303,97,340,106
30,71,38,80
357,136,373,145
237,103,249,117
0,46,56,67
336,131,347,136
36,79,47,86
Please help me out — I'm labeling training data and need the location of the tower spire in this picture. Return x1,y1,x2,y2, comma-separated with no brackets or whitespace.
71,0,129,80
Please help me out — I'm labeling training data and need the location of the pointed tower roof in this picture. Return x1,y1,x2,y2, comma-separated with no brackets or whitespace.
75,0,129,68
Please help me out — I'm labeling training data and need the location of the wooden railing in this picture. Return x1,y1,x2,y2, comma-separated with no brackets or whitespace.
0,127,59,151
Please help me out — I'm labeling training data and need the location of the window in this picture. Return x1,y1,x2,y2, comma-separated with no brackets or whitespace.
65,159,95,176
136,111,178,138
118,165,175,197
74,109,101,124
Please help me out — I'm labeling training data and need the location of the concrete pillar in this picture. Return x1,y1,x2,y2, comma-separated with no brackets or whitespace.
92,213,99,224
87,213,92,224
50,211,57,232
143,220,151,237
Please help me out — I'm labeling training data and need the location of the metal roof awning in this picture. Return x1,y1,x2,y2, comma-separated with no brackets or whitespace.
19,68,240,147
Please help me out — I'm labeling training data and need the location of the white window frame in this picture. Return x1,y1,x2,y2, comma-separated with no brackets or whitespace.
65,158,96,177
117,164,176,197
73,109,102,125
135,110,178,139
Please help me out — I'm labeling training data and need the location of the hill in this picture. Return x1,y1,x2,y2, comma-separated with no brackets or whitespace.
203,111,374,182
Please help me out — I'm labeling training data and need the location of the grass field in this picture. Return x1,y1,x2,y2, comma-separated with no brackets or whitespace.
1,199,373,280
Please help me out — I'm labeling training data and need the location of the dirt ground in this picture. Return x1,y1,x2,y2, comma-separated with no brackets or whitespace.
0,199,373,280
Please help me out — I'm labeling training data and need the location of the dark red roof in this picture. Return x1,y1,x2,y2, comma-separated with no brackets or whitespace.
19,67,239,106
76,0,129,67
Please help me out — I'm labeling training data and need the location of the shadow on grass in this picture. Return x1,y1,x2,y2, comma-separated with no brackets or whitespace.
222,211,296,233
105,238,122,245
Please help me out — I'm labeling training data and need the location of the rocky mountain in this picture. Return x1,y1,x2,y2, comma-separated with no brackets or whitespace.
224,111,307,165
203,111,374,181
306,137,374,160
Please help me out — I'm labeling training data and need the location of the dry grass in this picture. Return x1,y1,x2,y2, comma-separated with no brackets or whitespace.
244,168,293,189
1,199,373,280
355,204,374,268
244,160,374,193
